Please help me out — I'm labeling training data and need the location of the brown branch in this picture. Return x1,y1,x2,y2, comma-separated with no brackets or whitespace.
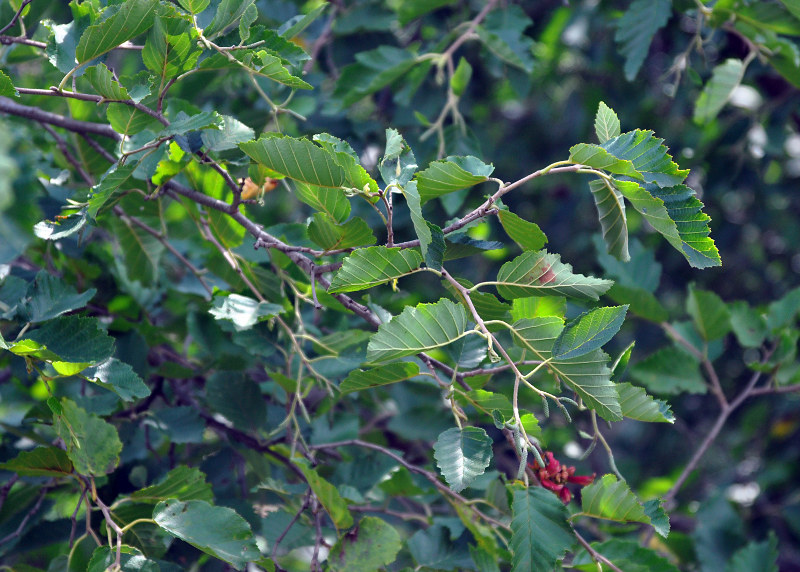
442,0,499,60
310,439,509,530
0,0,32,36
16,87,168,125
574,530,624,572
0,96,120,139
0,36,45,48
0,481,53,546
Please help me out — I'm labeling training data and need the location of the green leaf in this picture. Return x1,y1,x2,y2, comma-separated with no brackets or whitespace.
602,130,689,188
408,523,475,570
552,305,628,360
239,3,258,42
280,3,328,39
109,216,165,285
87,165,138,218
687,285,731,341
580,474,651,526
204,0,256,38
143,16,199,82
297,463,354,530
497,210,548,251
649,185,721,267
0,447,73,477
456,390,513,421
617,382,674,423
209,293,284,331
313,133,379,194
202,115,254,152
595,102,621,143
404,181,444,270
0,70,18,97
85,358,151,402
643,499,671,538
366,298,467,363
158,111,222,138
22,270,96,323
153,500,260,568
55,398,122,476
250,50,312,89
614,0,671,80
510,296,566,320
510,486,574,572
380,128,417,187
571,539,679,572
415,156,493,204
340,362,420,393
395,0,458,25
177,0,210,14
730,301,768,348
630,346,707,395
450,57,473,97
131,466,213,503
569,143,641,179
332,46,419,108
240,134,346,188
107,102,162,136
327,516,402,572
694,59,746,124
511,318,622,421
476,5,535,73
307,213,376,251
33,211,88,241
589,179,628,261
27,315,115,364
433,427,493,493
76,0,158,63
444,233,504,260
494,251,613,301
88,546,160,572
594,236,662,293
329,247,423,293
85,64,130,99
726,532,778,572
206,371,267,432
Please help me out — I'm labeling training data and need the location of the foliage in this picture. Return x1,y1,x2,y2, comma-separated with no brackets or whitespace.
0,0,798,571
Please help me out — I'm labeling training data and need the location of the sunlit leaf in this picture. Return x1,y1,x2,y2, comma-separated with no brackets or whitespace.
552,305,628,360
240,134,346,188
76,0,158,63
209,293,284,331
617,382,674,423
307,213,376,251
416,156,493,204
498,210,548,252
327,517,402,571
595,101,621,143
433,427,493,493
579,474,651,526
340,362,420,393
297,463,354,530
130,466,213,503
55,398,122,476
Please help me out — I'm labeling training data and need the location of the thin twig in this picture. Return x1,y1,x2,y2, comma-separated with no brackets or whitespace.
0,0,32,36
574,530,624,572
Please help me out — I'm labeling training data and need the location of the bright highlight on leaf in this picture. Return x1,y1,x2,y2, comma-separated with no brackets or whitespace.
552,305,628,360
329,246,424,293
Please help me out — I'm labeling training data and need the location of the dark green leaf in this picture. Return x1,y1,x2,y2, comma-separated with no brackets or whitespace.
433,427,493,493
332,46,419,108
510,486,574,572
404,181,445,270
22,270,96,323
88,546,160,572
204,0,256,38
177,0,210,14
571,539,679,571
27,315,114,364
552,305,628,360
55,398,122,475
729,301,768,348
109,216,164,285
687,285,731,341
589,179,628,261
630,346,707,394
367,298,467,363
85,64,130,100
202,115,254,152
476,5,535,72
205,371,267,432
76,0,158,63
726,532,778,572
0,447,73,477
602,130,689,188
327,516,402,571
87,165,139,218
153,500,260,568
615,0,671,80
643,499,671,538
85,358,151,402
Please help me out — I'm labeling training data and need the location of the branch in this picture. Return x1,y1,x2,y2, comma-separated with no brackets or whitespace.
0,0,32,36
15,87,168,125
0,96,120,139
